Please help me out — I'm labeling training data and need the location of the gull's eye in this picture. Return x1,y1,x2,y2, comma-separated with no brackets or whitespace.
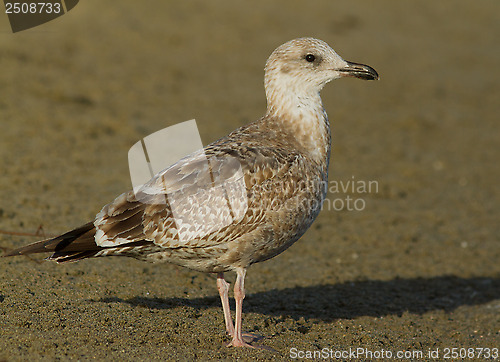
305,54,316,62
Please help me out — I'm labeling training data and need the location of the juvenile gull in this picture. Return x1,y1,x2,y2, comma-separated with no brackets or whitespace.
4,38,378,348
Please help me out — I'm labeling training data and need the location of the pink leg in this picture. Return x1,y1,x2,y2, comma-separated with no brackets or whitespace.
228,268,254,348
216,272,234,337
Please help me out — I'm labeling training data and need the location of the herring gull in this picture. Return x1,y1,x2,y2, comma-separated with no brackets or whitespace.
3,38,379,348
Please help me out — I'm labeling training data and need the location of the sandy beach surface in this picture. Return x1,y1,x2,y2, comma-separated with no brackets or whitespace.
0,1,499,360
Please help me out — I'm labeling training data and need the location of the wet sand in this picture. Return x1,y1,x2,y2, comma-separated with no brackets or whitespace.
1,1,499,360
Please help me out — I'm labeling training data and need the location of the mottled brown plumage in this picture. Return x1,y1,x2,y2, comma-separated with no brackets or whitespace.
3,38,378,348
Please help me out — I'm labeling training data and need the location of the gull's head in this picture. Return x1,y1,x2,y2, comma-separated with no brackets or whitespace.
265,38,379,107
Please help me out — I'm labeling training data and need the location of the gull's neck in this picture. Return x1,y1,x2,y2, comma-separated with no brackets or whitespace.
264,76,331,167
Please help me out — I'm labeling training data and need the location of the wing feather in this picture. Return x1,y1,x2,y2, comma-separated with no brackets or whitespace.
93,131,303,251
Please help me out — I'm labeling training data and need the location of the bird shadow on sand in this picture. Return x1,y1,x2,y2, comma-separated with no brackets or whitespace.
93,276,499,322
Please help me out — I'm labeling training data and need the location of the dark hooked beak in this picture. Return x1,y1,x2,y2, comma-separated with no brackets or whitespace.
337,61,379,81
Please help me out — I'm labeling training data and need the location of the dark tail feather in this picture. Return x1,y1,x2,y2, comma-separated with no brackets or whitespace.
49,250,101,263
3,222,101,262
3,222,155,264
